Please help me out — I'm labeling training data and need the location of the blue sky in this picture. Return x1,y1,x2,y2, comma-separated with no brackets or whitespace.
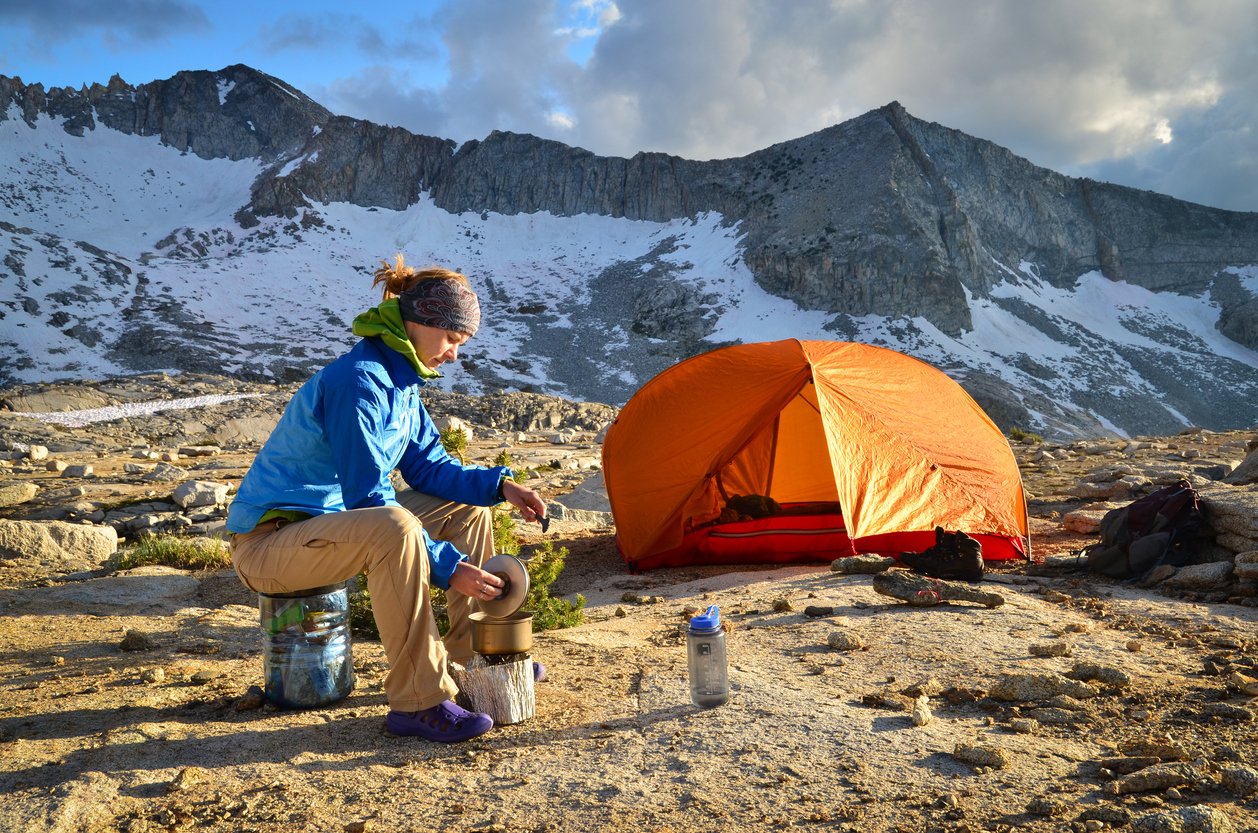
3,0,1257,212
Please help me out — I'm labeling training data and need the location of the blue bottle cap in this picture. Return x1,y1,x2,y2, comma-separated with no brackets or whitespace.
689,605,721,632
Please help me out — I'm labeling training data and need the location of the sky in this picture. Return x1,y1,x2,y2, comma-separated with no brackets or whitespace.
2,0,1257,213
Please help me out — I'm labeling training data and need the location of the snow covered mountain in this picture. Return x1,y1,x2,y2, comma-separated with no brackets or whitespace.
2,65,1256,440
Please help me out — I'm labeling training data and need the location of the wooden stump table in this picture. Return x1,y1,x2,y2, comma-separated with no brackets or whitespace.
450,652,535,724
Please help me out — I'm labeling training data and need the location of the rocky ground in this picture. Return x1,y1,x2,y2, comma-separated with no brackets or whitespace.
0,373,1256,833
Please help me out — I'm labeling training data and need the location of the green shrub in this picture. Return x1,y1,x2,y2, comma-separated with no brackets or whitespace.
522,539,585,632
493,509,520,555
439,425,468,463
115,534,231,571
1009,426,1044,445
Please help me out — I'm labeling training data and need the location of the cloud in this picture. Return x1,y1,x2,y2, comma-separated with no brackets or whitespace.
0,0,210,42
306,0,1258,211
307,66,447,136
253,12,439,59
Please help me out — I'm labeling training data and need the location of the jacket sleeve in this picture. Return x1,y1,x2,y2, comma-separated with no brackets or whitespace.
398,398,511,506
321,368,397,510
423,527,465,590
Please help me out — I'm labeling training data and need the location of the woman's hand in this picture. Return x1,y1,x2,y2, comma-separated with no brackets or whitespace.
501,479,547,525
450,561,506,602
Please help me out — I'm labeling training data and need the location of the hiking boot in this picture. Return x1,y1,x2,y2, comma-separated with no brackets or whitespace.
386,700,493,742
899,526,984,582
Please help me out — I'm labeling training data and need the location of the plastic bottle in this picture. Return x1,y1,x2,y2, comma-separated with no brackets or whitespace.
259,583,355,708
686,604,729,708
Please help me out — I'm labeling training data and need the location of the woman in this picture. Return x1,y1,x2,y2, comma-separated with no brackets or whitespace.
226,255,547,743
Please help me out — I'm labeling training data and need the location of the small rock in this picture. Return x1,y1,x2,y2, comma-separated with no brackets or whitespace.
141,667,165,684
1220,764,1258,797
1127,640,1144,652
190,670,218,685
1069,661,1132,688
1120,738,1189,761
27,445,49,461
1030,640,1073,657
771,597,793,613
989,672,1096,702
119,630,159,652
1132,804,1236,833
952,743,1008,769
62,464,94,478
614,607,626,618
901,676,944,698
1009,718,1038,734
910,695,932,726
1198,703,1253,721
803,605,835,618
46,460,68,473
827,629,865,652
1026,797,1065,817
344,821,373,833
830,554,896,574
167,766,204,793
235,685,266,712
1099,756,1162,775
1107,762,1196,795
177,445,222,457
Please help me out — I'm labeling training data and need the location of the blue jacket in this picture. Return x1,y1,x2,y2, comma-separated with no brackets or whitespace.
226,336,510,589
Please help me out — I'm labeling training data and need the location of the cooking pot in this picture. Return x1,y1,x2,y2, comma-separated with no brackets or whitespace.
469,610,533,655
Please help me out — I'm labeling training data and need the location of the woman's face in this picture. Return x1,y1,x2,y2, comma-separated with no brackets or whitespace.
405,321,470,370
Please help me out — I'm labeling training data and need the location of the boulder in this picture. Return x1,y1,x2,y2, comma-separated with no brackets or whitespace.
1198,483,1258,554
1231,551,1258,580
1062,508,1108,534
1160,561,1235,590
0,519,118,572
0,482,38,507
173,480,230,509
1223,447,1258,485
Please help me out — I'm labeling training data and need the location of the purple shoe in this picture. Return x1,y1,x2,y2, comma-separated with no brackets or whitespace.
386,700,493,742
533,661,547,683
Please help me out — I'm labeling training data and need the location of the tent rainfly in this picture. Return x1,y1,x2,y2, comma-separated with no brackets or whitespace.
602,340,1029,571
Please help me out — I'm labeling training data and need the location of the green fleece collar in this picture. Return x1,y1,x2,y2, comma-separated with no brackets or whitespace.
351,299,440,379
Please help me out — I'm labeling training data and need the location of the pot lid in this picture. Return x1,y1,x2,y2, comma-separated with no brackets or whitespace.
479,553,529,618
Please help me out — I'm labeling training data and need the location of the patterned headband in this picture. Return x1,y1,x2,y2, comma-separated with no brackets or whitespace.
397,279,481,336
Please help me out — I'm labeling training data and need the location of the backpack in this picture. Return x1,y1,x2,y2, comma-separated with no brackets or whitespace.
1083,479,1205,578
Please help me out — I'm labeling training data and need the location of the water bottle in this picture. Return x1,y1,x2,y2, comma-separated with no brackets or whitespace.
259,583,355,708
687,605,729,708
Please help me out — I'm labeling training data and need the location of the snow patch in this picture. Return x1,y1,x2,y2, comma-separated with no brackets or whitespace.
1225,264,1258,294
217,79,236,106
18,394,265,428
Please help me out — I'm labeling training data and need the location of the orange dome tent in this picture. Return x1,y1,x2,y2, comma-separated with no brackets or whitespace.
602,340,1029,571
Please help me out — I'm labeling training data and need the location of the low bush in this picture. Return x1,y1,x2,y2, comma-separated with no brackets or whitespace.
115,534,231,571
1009,426,1044,444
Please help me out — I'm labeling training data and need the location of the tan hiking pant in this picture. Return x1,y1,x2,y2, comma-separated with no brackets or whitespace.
230,490,495,712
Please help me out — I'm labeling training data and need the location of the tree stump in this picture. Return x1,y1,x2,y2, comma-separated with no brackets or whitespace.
450,652,535,724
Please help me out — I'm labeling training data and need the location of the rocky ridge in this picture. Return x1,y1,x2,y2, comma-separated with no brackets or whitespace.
4,66,1258,439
